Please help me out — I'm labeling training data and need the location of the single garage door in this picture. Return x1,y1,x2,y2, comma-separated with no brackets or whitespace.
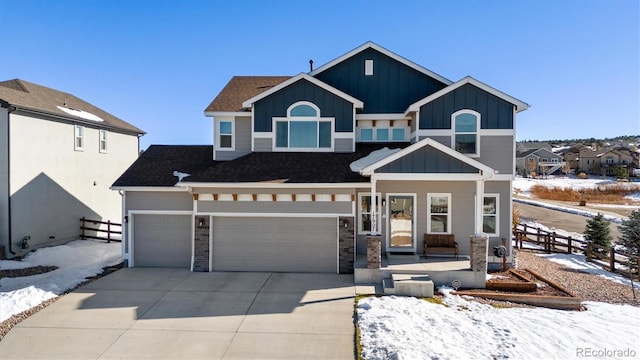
133,214,191,267
212,217,337,273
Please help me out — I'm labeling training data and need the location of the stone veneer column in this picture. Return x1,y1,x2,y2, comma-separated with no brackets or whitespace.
469,234,489,272
338,217,354,274
367,234,382,269
193,216,210,272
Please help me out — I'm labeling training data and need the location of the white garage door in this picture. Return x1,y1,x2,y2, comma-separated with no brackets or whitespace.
133,214,191,267
212,217,337,273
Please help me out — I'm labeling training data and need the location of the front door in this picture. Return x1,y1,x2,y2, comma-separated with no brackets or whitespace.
387,194,416,252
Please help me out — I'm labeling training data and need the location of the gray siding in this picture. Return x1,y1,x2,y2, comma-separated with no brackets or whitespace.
335,138,354,152
254,78,355,132
378,145,479,173
126,191,193,211
484,181,512,249
254,138,272,152
314,47,447,114
477,136,514,174
419,83,515,129
197,200,352,214
0,108,8,251
215,116,251,161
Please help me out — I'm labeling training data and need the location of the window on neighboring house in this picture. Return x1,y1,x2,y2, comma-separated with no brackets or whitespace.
483,194,499,236
99,130,107,153
376,128,389,141
360,128,373,142
275,102,332,150
427,193,451,233
218,121,234,149
541,158,548,162
452,110,479,156
358,193,381,234
551,158,559,163
605,157,614,164
392,128,405,141
74,125,84,151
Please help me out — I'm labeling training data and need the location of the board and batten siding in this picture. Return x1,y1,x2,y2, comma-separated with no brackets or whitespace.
377,145,479,174
314,47,447,114
253,78,355,133
419,83,514,130
215,116,251,161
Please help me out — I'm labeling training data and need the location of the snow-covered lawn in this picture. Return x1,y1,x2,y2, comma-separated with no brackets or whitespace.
0,239,121,322
513,176,640,203
358,289,640,360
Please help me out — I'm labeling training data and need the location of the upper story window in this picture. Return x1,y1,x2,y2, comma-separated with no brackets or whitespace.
452,110,480,156
358,124,407,142
365,60,374,76
376,128,389,141
274,102,333,151
605,156,614,164
74,125,84,151
217,120,234,150
99,129,107,153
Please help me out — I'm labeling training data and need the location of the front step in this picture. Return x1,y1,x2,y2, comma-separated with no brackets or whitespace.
383,278,395,295
387,273,434,298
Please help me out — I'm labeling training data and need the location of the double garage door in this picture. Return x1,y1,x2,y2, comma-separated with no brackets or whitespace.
133,215,338,273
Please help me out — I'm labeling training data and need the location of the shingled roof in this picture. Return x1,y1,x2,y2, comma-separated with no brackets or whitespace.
0,79,144,134
204,76,291,113
112,143,410,187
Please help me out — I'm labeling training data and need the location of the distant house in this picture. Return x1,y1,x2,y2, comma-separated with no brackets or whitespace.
516,148,564,176
516,141,551,153
113,42,529,285
576,146,635,177
0,79,144,258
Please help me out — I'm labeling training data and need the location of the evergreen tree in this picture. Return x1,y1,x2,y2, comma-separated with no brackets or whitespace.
584,213,613,250
618,210,640,256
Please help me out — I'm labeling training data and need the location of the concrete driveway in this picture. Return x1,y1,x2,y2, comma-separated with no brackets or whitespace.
0,269,356,359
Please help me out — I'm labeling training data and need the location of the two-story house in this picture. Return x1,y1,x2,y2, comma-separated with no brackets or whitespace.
516,148,565,177
0,79,144,259
112,42,528,280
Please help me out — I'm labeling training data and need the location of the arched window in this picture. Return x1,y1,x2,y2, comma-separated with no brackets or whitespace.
274,102,333,150
452,110,480,156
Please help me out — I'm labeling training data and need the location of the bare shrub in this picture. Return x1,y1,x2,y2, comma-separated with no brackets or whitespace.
530,184,640,204
578,172,588,179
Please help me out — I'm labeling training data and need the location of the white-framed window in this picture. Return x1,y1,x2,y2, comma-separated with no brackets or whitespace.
427,193,451,234
358,127,407,142
360,128,373,142
483,194,499,236
358,192,381,234
74,125,84,151
376,128,389,141
365,59,374,76
452,109,480,156
274,102,333,151
218,120,234,150
392,128,405,141
99,129,107,153
605,157,614,165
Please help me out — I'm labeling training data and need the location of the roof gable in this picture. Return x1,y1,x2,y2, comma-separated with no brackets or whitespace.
407,76,530,114
359,137,495,177
204,76,291,113
0,79,144,134
309,41,453,85
241,73,363,109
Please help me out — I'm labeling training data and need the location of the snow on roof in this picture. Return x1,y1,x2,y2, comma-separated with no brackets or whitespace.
349,147,401,173
57,105,104,122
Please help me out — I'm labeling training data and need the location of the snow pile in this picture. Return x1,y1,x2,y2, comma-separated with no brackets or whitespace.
358,292,640,360
0,240,121,322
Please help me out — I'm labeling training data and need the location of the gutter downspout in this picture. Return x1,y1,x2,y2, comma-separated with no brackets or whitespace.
6,105,16,255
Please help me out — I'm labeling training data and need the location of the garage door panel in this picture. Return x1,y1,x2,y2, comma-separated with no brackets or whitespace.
213,217,337,273
133,214,191,268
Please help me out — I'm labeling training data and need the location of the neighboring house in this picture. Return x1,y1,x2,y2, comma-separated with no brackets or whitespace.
112,42,529,277
597,148,635,177
557,144,585,172
0,79,144,259
516,148,565,176
515,141,551,154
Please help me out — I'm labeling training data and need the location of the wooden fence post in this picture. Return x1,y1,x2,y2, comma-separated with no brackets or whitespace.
586,243,592,262
537,228,541,247
107,220,111,243
567,237,572,254
552,231,557,252
81,217,85,240
609,248,616,273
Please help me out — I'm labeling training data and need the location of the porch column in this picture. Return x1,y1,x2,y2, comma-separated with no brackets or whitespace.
370,177,378,234
475,180,485,235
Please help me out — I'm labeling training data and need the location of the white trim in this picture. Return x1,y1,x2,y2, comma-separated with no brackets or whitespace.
482,193,500,237
194,212,351,217
386,193,418,253
372,173,488,181
360,137,495,177
99,129,108,153
334,132,354,139
356,113,409,120
208,217,213,272
365,59,374,76
309,41,453,86
74,125,84,151
253,132,272,138
358,192,381,235
242,73,364,109
492,174,515,181
110,186,189,192
452,109,480,157
180,182,370,189
406,76,529,114
426,193,452,234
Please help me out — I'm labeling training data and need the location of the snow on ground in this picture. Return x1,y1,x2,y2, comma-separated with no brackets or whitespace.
358,290,640,360
0,239,121,322
513,176,640,203
539,253,640,290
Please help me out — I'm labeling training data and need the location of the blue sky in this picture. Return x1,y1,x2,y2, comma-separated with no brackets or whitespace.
2,0,638,149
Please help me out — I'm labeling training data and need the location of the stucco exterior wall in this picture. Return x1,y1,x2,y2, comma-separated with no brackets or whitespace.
8,111,139,255
0,108,8,254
